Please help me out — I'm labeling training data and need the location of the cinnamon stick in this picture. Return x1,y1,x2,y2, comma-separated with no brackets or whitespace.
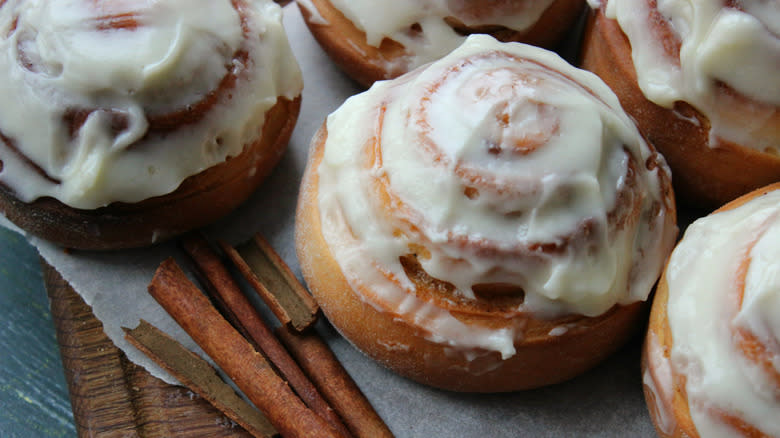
124,320,278,438
180,234,352,438
277,325,395,438
219,236,393,437
148,258,345,438
221,234,318,331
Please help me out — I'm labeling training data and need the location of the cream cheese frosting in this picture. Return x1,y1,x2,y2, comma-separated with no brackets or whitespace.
300,0,559,76
604,0,779,152
316,35,676,359
0,0,302,209
664,187,780,437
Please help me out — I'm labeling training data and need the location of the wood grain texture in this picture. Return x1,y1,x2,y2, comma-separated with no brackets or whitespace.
44,261,255,438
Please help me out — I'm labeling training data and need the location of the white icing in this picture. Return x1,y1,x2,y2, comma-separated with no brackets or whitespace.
321,0,559,74
737,225,780,362
317,35,676,359
378,340,411,352
665,188,780,437
296,0,329,25
548,326,569,336
0,0,302,209
605,0,779,152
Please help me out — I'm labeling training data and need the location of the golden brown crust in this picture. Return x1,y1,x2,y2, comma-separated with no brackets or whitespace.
580,7,780,208
712,182,780,214
295,122,652,392
0,96,301,250
642,182,780,438
297,0,586,87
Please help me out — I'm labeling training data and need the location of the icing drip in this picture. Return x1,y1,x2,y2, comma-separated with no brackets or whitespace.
605,0,779,152
321,0,559,73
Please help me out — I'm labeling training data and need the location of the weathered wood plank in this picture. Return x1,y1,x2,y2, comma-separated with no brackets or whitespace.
44,261,254,438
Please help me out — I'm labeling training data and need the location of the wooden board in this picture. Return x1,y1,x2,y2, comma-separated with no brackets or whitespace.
43,261,255,438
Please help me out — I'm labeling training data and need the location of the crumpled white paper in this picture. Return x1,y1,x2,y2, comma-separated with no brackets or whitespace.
6,5,657,437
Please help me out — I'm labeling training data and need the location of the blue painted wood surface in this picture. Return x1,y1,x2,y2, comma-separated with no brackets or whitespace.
0,226,75,437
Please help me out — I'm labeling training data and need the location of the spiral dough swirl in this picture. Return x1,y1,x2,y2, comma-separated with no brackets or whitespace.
316,35,676,358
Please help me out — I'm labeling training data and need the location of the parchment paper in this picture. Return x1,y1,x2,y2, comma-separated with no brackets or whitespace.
11,5,657,437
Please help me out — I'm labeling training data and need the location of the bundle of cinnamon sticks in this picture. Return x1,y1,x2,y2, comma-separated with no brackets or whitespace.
125,233,393,438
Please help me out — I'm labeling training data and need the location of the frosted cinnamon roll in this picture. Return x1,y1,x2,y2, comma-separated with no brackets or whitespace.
0,0,302,249
295,35,677,392
296,0,586,87
643,183,780,437
581,0,780,207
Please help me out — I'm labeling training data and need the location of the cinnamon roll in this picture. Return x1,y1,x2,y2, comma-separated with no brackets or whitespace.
296,0,586,87
0,0,303,249
643,183,780,437
295,35,677,392
581,0,780,207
